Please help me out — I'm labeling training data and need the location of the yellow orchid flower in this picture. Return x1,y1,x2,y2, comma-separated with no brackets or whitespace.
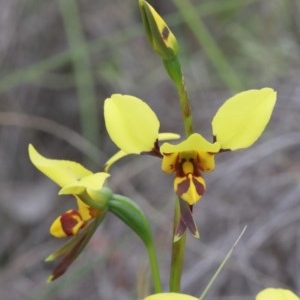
143,293,197,300
256,288,299,300
104,89,276,206
48,199,101,238
161,133,220,205
29,145,156,281
28,144,110,238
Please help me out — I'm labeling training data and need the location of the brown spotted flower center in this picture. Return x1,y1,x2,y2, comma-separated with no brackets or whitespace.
170,151,206,205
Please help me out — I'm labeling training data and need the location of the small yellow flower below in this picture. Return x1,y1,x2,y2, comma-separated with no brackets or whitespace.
143,293,198,300
256,288,299,300
28,144,109,238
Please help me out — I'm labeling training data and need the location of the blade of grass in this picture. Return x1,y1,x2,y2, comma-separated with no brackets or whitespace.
0,0,261,93
0,111,103,163
171,0,244,91
199,226,247,300
57,0,99,146
0,26,142,93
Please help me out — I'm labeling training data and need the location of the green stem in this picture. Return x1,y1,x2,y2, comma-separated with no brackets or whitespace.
163,59,194,137
169,199,186,292
146,242,163,293
168,61,194,292
177,77,194,137
108,194,162,293
167,0,253,291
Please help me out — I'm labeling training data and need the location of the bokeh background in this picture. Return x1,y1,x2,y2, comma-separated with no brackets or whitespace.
0,0,300,299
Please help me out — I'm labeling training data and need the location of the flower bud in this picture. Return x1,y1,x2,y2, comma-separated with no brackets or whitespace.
139,0,178,60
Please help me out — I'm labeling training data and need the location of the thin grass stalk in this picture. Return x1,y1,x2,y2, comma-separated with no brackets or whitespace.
57,0,99,146
0,0,261,92
171,0,244,91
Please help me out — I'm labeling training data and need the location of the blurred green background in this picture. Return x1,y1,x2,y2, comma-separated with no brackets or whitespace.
0,0,300,299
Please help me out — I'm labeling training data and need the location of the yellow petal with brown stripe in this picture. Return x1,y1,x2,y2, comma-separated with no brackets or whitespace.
174,174,206,205
50,210,86,238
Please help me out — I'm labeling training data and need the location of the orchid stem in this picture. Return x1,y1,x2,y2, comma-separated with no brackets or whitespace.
169,199,186,292
168,58,194,292
177,76,194,136
163,58,194,137
146,242,163,293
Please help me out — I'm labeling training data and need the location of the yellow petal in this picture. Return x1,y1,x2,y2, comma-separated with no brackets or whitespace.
143,293,198,300
174,174,206,205
104,133,180,172
256,288,299,300
76,198,92,221
212,88,277,150
28,144,91,188
76,198,103,221
104,94,160,154
158,132,181,141
59,172,110,195
50,210,85,238
196,151,216,172
50,216,67,238
104,150,128,172
160,133,220,154
161,152,178,173
161,133,219,173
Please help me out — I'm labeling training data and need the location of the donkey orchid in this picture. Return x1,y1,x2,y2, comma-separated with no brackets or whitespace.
104,88,276,237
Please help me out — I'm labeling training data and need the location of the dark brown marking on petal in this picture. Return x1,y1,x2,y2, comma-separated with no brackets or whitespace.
89,207,103,218
219,148,231,153
184,105,191,120
175,156,201,177
212,135,230,152
192,177,205,196
60,210,83,236
173,155,182,176
162,26,169,41
190,158,201,176
195,152,202,170
175,158,184,177
213,135,217,143
176,177,189,196
142,139,163,158
179,199,198,237
50,234,87,281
